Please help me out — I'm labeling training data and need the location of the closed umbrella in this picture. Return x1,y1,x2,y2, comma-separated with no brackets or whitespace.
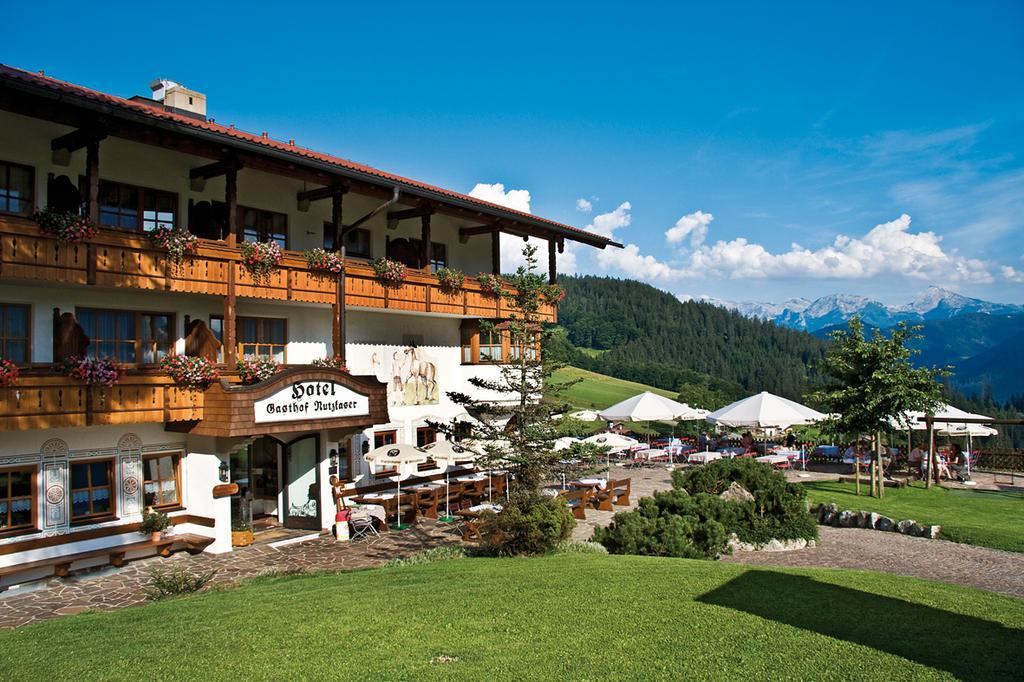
363,443,428,529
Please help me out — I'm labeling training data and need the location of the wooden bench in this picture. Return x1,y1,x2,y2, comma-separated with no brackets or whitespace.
593,478,632,511
558,489,592,520
0,533,214,588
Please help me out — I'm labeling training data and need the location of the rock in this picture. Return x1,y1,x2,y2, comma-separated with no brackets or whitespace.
910,523,927,537
875,515,895,532
719,482,755,503
896,519,918,535
807,539,817,548
726,533,755,552
868,512,881,529
857,511,872,528
924,525,942,539
819,503,839,525
838,510,858,527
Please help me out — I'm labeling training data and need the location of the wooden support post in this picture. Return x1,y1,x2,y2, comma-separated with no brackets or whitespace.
85,138,100,224
491,231,500,275
332,190,346,360
332,192,344,254
548,238,557,285
421,213,432,270
224,266,237,367
225,165,238,247
925,416,935,489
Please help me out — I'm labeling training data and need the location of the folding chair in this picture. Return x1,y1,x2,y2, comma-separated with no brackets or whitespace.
349,508,380,542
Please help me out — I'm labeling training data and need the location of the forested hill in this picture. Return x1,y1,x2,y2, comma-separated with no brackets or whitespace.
553,275,828,405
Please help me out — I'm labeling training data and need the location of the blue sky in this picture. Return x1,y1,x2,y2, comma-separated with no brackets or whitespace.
4,1,1023,305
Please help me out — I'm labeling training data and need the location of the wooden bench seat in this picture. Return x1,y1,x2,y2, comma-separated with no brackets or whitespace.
557,489,592,520
0,533,214,587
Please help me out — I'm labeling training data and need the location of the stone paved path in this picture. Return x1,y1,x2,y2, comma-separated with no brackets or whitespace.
721,526,1024,599
0,522,457,630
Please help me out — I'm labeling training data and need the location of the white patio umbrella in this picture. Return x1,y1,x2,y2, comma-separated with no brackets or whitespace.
582,432,640,452
706,391,827,430
421,440,480,521
363,443,428,529
890,403,998,473
598,391,705,422
569,409,602,421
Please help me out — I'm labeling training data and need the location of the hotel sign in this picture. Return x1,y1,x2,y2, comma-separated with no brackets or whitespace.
254,381,369,424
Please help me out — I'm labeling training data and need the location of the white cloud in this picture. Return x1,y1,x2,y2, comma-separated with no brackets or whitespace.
665,210,713,248
575,198,593,213
588,201,632,239
468,182,532,214
596,243,675,282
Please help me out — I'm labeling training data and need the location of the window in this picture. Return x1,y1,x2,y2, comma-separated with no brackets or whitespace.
143,453,181,509
77,308,174,365
416,427,437,448
70,460,115,523
510,333,540,363
93,179,177,232
0,161,33,215
240,206,287,248
237,317,286,362
373,430,397,449
428,242,447,270
323,223,371,259
209,315,224,363
479,328,503,363
0,466,35,535
0,303,30,365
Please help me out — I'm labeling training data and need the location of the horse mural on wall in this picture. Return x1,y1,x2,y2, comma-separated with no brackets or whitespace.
370,346,440,406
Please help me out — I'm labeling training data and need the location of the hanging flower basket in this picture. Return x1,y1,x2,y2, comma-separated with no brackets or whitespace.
60,356,123,387
0,359,19,388
31,209,97,244
312,355,349,372
371,257,407,287
304,248,345,276
149,226,199,269
239,241,283,283
435,267,465,294
237,357,280,385
161,354,220,389
476,273,504,297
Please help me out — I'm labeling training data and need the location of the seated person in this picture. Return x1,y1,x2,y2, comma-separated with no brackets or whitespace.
948,443,970,482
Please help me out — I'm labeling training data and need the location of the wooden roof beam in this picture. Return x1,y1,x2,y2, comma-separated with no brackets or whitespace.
296,183,348,212
50,127,106,165
189,157,244,191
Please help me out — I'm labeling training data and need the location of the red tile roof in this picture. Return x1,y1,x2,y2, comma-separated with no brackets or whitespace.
0,64,618,248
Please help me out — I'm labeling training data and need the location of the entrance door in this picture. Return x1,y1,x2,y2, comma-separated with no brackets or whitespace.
282,435,320,529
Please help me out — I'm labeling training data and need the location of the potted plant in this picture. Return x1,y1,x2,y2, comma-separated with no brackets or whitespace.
435,266,465,294
304,247,345,276
161,354,220,389
370,257,406,286
0,359,19,388
312,355,348,372
31,209,97,244
139,508,171,542
237,356,279,385
476,272,504,297
232,520,254,547
239,240,283,283
149,226,199,270
60,356,123,387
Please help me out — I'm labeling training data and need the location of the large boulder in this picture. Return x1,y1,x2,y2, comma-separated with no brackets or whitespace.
896,519,919,535
875,515,895,532
838,510,858,527
868,512,881,529
857,511,872,528
719,482,755,503
818,503,839,525
924,525,942,539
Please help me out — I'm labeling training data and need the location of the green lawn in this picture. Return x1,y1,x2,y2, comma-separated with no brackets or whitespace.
2,555,1021,680
803,481,1024,553
548,366,676,409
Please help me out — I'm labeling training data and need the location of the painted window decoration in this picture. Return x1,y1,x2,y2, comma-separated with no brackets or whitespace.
70,460,115,523
370,346,439,407
0,160,34,215
237,317,286,362
0,467,35,534
77,308,173,365
143,453,180,509
0,303,30,365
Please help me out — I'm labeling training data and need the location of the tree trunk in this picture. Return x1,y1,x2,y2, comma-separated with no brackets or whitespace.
877,431,884,499
854,454,861,495
870,439,877,497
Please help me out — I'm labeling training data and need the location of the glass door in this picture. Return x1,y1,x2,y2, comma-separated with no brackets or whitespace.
283,435,320,529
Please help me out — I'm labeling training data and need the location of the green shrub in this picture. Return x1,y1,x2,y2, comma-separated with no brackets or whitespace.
144,566,218,601
595,459,816,558
382,545,467,568
480,490,575,556
138,509,170,535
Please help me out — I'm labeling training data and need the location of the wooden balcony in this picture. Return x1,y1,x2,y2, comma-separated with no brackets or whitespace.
0,372,203,431
0,216,556,321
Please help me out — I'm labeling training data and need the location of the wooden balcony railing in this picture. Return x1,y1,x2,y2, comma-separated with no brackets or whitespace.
0,216,556,321
0,372,203,431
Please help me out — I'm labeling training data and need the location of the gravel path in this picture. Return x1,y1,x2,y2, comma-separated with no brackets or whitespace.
721,526,1024,599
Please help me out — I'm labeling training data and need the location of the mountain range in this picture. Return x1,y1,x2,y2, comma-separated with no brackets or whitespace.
698,286,1024,400
700,286,1024,332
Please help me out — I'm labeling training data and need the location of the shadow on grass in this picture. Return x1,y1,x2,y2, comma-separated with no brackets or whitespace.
697,570,1023,680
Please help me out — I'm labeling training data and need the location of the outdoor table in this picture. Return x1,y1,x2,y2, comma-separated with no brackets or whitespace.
351,493,416,528
688,452,722,463
572,478,607,490
455,475,487,482
755,454,790,465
